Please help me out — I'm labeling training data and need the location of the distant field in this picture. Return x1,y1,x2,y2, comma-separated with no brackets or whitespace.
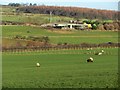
2,6,74,24
2,26,118,37
2,48,118,88
2,14,74,24
1,6,15,13
2,26,118,45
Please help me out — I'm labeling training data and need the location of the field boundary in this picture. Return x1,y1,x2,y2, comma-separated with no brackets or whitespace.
2,47,118,56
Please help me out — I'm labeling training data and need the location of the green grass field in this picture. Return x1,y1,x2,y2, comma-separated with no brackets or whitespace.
2,6,119,88
1,6,15,14
2,14,74,24
2,26,118,46
1,6,74,24
2,48,118,88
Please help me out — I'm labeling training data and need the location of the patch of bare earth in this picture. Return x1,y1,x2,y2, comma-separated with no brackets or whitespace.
48,30,74,34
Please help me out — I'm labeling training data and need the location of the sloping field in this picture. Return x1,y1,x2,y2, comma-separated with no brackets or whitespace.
2,26,118,45
2,13,74,24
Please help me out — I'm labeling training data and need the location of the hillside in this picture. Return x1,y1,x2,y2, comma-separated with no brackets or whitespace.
1,6,75,25
17,5,118,20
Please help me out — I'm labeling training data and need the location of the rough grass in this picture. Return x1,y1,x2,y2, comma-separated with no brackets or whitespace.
2,48,118,88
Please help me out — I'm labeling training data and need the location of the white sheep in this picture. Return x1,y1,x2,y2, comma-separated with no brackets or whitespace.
87,57,94,62
101,50,104,53
89,57,93,61
91,48,93,50
87,48,90,50
98,52,102,55
36,63,40,67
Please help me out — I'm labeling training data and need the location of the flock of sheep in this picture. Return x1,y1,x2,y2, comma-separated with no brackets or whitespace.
87,49,104,62
36,49,105,67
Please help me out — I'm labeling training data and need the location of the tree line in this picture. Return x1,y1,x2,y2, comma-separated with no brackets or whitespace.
8,3,37,7
17,5,118,20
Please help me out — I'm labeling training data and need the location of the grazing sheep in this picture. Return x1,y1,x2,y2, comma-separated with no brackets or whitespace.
36,63,40,67
95,52,102,55
89,57,93,61
90,48,93,50
98,52,102,55
87,48,90,50
101,50,104,53
87,57,93,62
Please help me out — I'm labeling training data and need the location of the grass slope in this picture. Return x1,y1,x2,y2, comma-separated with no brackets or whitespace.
2,14,74,24
2,26,118,45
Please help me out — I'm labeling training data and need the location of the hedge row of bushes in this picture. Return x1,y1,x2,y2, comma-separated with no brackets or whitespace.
14,35,50,43
1,21,24,25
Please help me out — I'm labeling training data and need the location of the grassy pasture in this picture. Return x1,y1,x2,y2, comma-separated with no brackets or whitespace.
2,26,118,37
2,48,118,88
1,6,15,13
2,13,74,24
1,6,74,24
2,26,118,45
50,37,118,44
1,6,118,88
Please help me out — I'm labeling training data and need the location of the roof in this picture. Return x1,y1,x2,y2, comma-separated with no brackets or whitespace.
54,23,84,27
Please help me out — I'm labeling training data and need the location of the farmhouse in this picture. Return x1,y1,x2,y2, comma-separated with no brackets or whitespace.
53,23,88,30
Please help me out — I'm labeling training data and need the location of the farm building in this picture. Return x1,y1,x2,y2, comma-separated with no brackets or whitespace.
53,23,88,30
